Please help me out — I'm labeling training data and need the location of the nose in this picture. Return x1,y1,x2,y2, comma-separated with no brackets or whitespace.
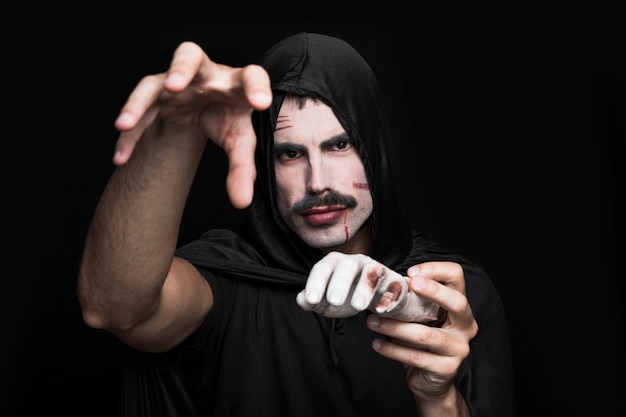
306,154,333,193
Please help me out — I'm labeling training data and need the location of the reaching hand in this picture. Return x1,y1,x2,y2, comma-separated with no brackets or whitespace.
111,41,272,208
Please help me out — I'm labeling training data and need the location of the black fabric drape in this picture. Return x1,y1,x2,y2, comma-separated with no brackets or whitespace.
121,33,516,417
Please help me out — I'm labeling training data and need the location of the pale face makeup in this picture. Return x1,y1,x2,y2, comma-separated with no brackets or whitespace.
273,97,373,254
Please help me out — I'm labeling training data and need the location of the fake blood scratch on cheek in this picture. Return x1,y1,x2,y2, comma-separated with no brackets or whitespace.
346,181,368,242
353,181,369,190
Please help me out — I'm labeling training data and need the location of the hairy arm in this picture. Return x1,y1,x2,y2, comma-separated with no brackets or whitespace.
77,42,271,352
78,123,212,352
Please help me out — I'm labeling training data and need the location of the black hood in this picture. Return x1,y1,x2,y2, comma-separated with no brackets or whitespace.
244,32,412,276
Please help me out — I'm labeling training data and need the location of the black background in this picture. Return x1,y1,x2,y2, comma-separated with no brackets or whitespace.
5,15,624,416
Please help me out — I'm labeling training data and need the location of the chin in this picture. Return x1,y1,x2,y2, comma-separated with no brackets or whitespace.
300,234,348,251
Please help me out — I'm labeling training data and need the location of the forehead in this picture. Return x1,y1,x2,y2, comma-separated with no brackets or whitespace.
274,97,344,144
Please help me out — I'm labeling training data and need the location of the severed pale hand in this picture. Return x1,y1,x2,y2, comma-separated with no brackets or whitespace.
296,252,443,323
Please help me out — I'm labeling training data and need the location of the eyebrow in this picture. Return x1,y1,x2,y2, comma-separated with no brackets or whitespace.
320,133,352,149
273,133,352,157
273,142,306,156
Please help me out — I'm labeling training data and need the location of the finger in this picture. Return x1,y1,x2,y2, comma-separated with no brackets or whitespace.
407,261,465,292
221,66,271,208
162,41,207,92
224,134,257,209
350,261,385,311
114,74,166,133
367,315,460,360
304,253,341,304
410,276,467,315
296,290,315,311
240,64,272,110
408,272,474,329
372,269,407,313
325,255,362,306
113,105,160,165
112,44,204,164
371,334,460,378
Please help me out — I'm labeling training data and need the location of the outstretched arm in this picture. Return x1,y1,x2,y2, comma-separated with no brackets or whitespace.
78,41,272,352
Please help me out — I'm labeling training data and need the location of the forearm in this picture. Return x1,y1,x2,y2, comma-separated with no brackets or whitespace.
78,123,207,330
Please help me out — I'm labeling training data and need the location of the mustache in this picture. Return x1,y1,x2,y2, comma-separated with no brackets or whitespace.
290,192,357,214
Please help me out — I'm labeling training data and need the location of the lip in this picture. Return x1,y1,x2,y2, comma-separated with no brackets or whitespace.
300,207,346,226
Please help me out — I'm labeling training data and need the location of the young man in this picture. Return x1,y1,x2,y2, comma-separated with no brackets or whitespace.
78,33,515,416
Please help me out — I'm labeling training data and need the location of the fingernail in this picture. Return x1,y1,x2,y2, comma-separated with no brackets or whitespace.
328,290,342,306
407,265,420,277
306,289,320,304
165,72,184,84
352,294,367,310
115,112,133,125
251,90,272,105
368,315,381,328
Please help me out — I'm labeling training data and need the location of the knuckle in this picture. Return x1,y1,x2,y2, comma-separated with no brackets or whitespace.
414,327,436,346
449,262,464,277
440,357,460,377
469,320,479,338
456,295,471,313
459,342,471,360
405,348,421,366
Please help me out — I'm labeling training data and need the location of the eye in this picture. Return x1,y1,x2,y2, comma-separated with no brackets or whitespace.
323,135,355,153
275,147,303,162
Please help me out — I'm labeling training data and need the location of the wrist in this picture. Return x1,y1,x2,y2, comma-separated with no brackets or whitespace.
414,386,471,417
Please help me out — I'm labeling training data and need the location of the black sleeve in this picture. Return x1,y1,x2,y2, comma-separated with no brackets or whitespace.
456,261,517,417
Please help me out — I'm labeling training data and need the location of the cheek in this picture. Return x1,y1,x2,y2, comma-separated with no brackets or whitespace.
345,160,369,186
359,192,374,214
326,160,369,195
275,170,301,208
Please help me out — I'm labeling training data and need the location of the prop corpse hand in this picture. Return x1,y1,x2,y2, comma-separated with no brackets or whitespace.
296,252,442,323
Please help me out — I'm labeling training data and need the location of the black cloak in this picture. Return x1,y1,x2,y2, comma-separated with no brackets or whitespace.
122,33,516,417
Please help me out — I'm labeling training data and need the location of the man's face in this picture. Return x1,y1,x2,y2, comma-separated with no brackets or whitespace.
273,97,373,254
